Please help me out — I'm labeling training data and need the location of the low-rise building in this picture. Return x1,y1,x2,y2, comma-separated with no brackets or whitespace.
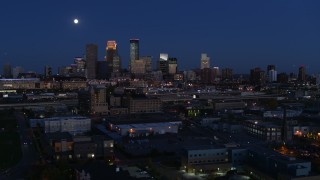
243,120,282,142
247,146,311,179
129,95,161,114
30,116,91,135
181,145,231,173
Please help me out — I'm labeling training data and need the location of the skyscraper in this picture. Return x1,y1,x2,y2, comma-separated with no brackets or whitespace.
168,57,178,74
3,63,12,78
106,41,117,62
140,56,152,73
158,53,168,74
74,57,86,77
298,65,306,82
200,53,210,69
267,65,276,82
129,39,139,72
106,41,118,76
222,68,233,81
44,65,52,78
85,44,98,80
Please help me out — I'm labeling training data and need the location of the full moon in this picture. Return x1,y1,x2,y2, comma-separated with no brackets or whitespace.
74,19,79,24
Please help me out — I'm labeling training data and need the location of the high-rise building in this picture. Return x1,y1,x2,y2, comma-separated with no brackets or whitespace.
212,67,220,81
158,53,168,74
106,41,118,76
168,57,178,74
12,66,24,78
298,65,306,82
44,65,52,78
250,67,266,85
140,56,152,73
129,39,139,72
131,59,146,74
3,63,12,78
112,55,121,73
85,44,98,80
222,68,233,81
74,57,86,77
268,70,277,82
106,41,117,62
200,53,210,69
267,65,276,83
200,68,213,84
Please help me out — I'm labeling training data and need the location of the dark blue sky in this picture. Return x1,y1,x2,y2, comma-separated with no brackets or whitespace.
1,0,320,74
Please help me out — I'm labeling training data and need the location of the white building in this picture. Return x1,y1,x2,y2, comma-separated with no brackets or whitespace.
30,116,91,135
111,122,181,137
200,53,210,69
268,69,277,82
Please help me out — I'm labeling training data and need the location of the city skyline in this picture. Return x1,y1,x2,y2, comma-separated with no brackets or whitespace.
1,1,320,74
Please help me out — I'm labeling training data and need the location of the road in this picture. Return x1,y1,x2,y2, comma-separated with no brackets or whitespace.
0,112,39,180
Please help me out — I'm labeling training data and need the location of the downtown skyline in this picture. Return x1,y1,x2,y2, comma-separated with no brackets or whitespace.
1,0,320,74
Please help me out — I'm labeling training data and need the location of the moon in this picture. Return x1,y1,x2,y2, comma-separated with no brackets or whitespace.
74,19,79,24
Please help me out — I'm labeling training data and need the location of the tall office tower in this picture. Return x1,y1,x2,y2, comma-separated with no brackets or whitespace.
222,68,233,81
158,53,168,74
298,65,306,82
129,39,139,72
85,44,98,79
131,59,146,74
268,70,277,82
106,41,118,74
112,55,121,73
267,65,276,82
168,57,178,74
12,66,24,78
3,63,12,78
250,67,266,85
141,56,152,73
74,57,86,77
212,67,220,80
200,68,213,84
44,65,52,78
200,53,210,69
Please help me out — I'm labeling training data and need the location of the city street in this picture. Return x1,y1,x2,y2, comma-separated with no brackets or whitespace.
0,112,38,180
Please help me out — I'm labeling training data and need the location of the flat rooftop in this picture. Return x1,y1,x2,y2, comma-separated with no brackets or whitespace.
106,113,181,125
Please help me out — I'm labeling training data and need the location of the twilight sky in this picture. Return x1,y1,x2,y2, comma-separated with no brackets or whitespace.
0,0,320,74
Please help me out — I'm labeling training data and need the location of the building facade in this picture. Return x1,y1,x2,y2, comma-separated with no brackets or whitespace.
129,39,139,72
200,53,210,69
86,44,98,80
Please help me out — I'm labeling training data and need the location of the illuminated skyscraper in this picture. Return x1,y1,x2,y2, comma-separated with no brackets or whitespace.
106,41,117,62
158,53,168,74
85,44,98,79
200,53,210,69
168,57,178,74
106,40,120,77
129,39,139,72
